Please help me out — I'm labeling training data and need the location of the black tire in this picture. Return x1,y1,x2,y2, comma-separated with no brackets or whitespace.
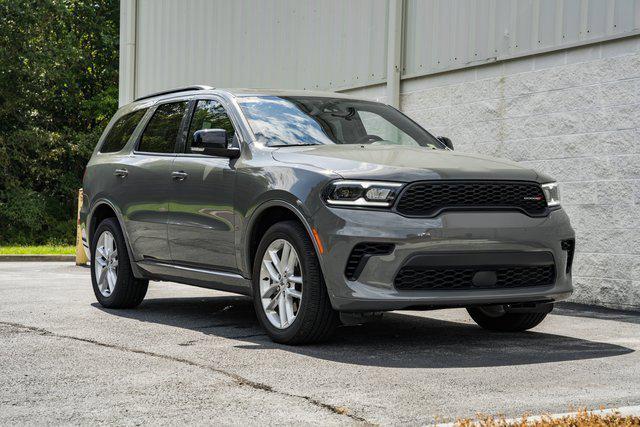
252,220,339,345
467,305,551,332
91,217,148,308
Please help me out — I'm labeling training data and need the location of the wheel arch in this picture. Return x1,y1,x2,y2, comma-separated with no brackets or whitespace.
88,200,145,279
242,200,321,279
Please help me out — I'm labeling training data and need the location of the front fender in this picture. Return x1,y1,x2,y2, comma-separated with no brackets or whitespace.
239,197,320,278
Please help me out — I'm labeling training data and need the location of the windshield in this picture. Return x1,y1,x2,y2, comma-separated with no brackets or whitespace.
237,96,445,149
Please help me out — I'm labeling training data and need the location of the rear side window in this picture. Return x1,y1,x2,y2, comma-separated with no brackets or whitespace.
100,109,147,153
137,101,188,153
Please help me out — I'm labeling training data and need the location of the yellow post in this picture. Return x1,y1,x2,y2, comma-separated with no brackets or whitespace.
75,188,89,265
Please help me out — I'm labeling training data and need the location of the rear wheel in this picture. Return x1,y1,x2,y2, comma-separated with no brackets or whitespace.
91,218,148,308
467,305,551,332
252,221,338,344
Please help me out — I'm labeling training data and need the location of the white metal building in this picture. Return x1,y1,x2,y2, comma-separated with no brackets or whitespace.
120,0,640,310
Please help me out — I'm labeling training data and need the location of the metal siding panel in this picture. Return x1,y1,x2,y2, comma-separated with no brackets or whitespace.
515,0,534,54
133,0,387,96
438,0,453,71
473,0,491,64
402,0,638,79
132,0,640,96
375,0,388,82
494,0,513,57
455,0,471,67
586,0,608,38
402,0,415,75
487,0,497,58
562,0,582,43
539,0,559,48
613,0,638,33
454,0,469,68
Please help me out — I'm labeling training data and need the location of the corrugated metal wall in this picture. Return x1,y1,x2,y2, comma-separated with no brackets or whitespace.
130,0,640,99
135,0,389,98
403,0,640,78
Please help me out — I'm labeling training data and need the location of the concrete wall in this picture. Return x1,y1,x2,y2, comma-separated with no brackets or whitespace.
347,35,640,311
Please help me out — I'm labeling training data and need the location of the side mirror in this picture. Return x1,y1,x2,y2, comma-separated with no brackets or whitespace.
437,136,453,150
192,129,240,158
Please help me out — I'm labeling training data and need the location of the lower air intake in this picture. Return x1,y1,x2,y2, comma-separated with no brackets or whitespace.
345,243,395,280
561,239,575,274
394,265,556,290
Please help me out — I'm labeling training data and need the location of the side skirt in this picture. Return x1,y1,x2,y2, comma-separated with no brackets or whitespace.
136,260,253,296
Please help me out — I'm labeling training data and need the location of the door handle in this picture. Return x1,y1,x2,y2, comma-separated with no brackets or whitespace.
114,168,128,178
171,171,188,181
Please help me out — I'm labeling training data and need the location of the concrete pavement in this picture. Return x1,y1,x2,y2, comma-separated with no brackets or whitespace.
1,262,638,425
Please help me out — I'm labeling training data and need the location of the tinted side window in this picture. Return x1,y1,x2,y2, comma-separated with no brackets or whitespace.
138,101,188,153
100,109,147,153
186,100,236,153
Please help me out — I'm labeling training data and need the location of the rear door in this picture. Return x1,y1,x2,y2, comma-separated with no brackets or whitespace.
120,100,189,262
88,108,148,255
168,98,239,270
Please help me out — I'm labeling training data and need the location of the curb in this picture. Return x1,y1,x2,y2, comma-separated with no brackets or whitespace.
0,254,76,262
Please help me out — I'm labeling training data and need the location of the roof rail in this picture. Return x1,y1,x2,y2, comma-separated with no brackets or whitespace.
134,85,214,102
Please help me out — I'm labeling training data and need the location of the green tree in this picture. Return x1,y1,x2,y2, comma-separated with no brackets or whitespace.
0,0,119,244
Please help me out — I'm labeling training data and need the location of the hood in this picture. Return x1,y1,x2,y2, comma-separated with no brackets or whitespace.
272,145,545,182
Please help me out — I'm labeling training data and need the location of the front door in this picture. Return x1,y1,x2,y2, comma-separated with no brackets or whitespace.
122,100,189,262
168,99,238,270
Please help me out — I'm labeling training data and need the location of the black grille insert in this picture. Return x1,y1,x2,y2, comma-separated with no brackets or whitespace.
561,239,575,274
394,265,555,290
395,181,548,217
345,243,395,280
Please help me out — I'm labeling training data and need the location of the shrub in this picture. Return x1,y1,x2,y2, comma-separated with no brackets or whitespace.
0,0,118,245
0,126,106,244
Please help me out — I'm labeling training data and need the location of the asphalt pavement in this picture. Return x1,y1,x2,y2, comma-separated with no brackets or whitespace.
1,262,638,425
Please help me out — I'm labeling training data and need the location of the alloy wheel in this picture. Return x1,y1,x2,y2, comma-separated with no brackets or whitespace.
94,230,118,297
259,238,303,329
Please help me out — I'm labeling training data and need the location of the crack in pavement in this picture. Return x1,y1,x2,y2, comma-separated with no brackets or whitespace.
0,321,373,425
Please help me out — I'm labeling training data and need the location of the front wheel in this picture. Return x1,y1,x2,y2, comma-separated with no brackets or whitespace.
467,305,551,332
252,221,339,344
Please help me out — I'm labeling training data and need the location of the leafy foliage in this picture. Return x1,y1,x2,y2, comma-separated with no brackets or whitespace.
0,0,118,244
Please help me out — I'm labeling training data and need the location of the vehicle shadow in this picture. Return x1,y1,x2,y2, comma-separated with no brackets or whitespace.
93,296,634,369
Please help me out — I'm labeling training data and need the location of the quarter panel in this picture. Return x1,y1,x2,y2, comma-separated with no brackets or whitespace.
85,198,145,279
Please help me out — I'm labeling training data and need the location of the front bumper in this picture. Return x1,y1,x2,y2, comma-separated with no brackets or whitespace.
313,206,575,312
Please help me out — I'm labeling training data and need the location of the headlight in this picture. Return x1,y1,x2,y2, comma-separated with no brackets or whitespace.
324,180,404,208
541,182,561,207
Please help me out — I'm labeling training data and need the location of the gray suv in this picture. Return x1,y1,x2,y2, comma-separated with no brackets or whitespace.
81,86,575,344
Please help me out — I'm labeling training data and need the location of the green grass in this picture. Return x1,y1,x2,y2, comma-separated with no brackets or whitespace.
0,245,75,255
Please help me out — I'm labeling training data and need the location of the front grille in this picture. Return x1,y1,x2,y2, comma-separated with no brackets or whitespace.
345,242,395,280
394,265,555,290
561,238,575,274
395,181,548,217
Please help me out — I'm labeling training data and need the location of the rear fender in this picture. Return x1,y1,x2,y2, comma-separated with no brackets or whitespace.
88,199,146,279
